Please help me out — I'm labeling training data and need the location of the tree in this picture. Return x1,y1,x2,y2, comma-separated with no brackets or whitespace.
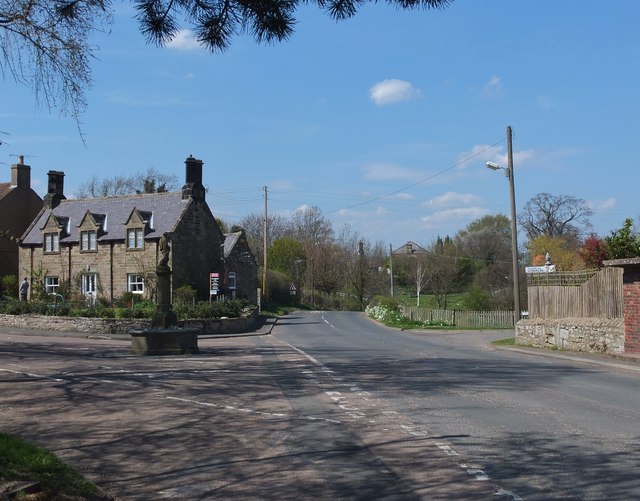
518,192,593,242
239,212,290,268
579,233,608,269
456,215,513,310
268,237,305,278
424,236,460,309
526,235,583,271
2,0,452,123
604,218,640,260
75,168,179,198
1,1,111,124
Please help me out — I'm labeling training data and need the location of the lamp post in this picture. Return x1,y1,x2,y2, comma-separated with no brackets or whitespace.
486,125,521,322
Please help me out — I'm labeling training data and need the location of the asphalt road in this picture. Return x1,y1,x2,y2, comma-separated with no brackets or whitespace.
274,311,640,500
1,311,639,500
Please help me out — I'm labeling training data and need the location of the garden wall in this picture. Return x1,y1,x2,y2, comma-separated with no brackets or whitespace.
0,308,260,336
516,318,625,354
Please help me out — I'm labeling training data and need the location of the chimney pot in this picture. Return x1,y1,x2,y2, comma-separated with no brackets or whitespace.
44,170,66,209
10,156,30,189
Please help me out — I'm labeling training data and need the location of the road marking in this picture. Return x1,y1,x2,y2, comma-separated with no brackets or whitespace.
0,368,64,382
165,396,342,424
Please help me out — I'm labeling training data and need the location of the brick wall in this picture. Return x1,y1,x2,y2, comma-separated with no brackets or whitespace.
623,267,640,354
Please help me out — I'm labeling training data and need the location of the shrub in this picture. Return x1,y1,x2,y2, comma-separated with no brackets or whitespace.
173,285,197,306
174,299,246,319
1,275,18,299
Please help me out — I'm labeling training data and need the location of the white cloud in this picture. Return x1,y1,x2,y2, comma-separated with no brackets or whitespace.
166,29,202,50
483,75,503,98
425,191,484,208
420,207,489,228
369,79,421,106
588,198,616,211
457,144,535,170
362,163,421,181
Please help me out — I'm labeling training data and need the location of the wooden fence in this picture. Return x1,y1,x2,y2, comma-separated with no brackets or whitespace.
527,266,623,319
400,306,515,328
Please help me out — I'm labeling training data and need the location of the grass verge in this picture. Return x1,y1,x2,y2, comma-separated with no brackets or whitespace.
492,337,516,346
0,432,109,499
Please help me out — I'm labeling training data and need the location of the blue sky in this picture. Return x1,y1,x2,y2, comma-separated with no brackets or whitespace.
2,0,639,250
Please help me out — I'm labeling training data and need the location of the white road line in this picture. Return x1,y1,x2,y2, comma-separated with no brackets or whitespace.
165,396,342,424
0,368,64,382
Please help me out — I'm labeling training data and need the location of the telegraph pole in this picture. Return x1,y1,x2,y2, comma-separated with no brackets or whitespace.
263,186,268,301
506,126,521,321
389,243,394,298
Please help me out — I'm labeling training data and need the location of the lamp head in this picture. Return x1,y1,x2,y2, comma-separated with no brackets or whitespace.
486,161,501,170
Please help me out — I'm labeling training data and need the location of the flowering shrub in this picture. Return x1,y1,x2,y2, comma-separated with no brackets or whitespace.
365,304,403,323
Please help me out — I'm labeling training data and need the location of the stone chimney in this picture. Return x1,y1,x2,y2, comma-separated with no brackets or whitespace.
43,170,66,209
182,155,205,201
10,155,30,189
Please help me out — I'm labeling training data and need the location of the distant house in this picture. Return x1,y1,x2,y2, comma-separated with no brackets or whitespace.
19,156,257,303
0,157,43,278
392,241,428,256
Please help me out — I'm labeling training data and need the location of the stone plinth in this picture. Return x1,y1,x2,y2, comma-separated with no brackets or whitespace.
129,254,201,355
130,327,200,356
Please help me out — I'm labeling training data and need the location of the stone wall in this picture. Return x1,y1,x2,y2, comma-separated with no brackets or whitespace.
516,318,625,354
0,308,260,336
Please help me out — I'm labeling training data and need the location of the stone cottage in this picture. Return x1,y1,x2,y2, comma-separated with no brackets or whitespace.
19,156,257,304
0,156,43,279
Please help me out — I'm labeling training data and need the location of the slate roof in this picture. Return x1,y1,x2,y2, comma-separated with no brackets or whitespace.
392,241,428,255
223,232,241,258
21,192,190,245
0,182,11,201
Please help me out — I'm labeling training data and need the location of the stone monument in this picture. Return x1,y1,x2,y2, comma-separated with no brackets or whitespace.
130,233,200,355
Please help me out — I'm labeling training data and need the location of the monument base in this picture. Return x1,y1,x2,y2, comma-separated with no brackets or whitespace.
129,327,200,356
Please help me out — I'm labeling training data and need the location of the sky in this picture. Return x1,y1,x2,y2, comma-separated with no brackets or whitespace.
2,0,639,251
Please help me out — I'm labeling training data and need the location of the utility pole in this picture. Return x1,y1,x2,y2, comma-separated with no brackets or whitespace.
262,186,268,302
506,125,521,322
389,243,394,298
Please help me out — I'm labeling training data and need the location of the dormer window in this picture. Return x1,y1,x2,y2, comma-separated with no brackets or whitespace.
44,232,60,253
127,228,144,249
80,230,97,251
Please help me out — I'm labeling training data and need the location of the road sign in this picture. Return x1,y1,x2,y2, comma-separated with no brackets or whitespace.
289,283,297,295
210,272,220,294
525,265,556,274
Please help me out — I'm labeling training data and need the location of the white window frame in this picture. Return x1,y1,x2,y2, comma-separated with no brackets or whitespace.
228,271,237,290
127,273,145,294
80,230,97,251
44,232,60,253
81,273,98,297
45,276,59,294
127,228,144,249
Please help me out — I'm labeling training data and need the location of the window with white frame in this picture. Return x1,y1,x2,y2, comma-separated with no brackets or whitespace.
45,276,59,294
80,230,97,251
44,232,60,253
127,274,144,294
228,271,237,290
81,273,97,296
127,228,144,249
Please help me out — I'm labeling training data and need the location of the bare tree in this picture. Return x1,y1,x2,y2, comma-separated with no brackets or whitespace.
518,193,593,242
1,0,111,125
75,168,179,198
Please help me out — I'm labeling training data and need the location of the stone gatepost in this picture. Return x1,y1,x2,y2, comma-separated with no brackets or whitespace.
604,258,640,354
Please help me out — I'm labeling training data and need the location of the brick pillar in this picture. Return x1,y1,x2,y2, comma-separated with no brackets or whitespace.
623,266,640,354
604,258,640,354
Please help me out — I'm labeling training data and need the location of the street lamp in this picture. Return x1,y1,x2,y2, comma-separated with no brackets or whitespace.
486,125,521,322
